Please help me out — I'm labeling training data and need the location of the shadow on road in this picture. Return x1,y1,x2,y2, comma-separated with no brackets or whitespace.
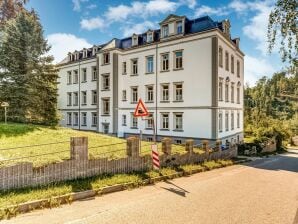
160,180,190,197
241,150,298,173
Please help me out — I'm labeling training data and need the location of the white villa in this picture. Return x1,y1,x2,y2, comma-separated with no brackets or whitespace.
57,14,244,145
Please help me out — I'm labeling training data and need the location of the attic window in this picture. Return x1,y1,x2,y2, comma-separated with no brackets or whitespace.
132,35,138,46
177,21,183,34
147,32,153,43
162,25,169,38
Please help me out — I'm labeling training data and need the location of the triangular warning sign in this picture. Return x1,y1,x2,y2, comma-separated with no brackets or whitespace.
134,99,149,117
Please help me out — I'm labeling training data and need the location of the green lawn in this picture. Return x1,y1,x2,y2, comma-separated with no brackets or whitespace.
0,123,201,167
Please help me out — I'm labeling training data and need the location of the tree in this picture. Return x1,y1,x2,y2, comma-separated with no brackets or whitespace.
0,0,28,25
267,0,298,66
0,10,58,125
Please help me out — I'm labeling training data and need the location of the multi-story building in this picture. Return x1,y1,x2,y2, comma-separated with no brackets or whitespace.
57,14,244,145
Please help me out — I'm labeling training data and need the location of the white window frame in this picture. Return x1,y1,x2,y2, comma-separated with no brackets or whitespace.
92,90,97,105
219,113,223,133
102,98,110,115
162,24,169,38
161,84,169,101
146,113,154,129
219,79,223,101
73,112,78,126
237,86,241,104
225,51,229,71
122,62,127,75
122,90,127,101
131,59,138,75
146,56,154,74
225,82,229,102
176,21,183,34
174,113,183,131
92,66,97,81
67,112,72,125
91,112,97,126
237,112,240,128
67,92,72,106
131,113,138,128
231,55,234,74
174,51,183,70
231,83,235,103
147,32,153,42
81,68,87,82
103,52,110,65
122,114,127,126
102,74,110,90
219,47,223,67
81,112,87,126
161,53,169,71
161,113,169,130
225,112,229,131
174,83,183,101
146,85,154,103
73,92,78,106
237,60,240,77
73,70,78,84
81,91,87,105
67,71,72,84
231,111,234,130
131,87,138,103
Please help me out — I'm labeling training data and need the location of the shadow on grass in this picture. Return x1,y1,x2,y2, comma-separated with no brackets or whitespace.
0,123,50,138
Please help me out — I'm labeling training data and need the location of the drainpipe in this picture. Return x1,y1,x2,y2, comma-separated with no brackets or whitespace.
78,59,81,130
155,42,158,142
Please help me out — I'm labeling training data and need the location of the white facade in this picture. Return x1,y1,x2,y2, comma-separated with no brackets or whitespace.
57,15,244,145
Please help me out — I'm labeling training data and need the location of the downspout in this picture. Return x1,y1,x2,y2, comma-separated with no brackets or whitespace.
78,59,81,130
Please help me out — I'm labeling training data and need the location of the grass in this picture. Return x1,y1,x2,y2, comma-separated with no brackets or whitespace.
0,159,233,211
0,123,201,167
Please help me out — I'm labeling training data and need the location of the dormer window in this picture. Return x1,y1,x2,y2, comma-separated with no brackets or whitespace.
147,31,153,43
132,34,138,46
92,46,98,56
162,25,169,38
177,21,183,34
103,52,110,65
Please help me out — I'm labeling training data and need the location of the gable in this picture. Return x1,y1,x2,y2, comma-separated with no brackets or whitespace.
159,14,185,25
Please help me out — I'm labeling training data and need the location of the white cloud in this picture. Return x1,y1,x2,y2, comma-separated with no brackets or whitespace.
72,0,88,12
47,33,92,63
244,55,276,85
105,0,178,22
194,5,229,17
180,0,197,9
228,0,249,13
80,17,105,30
122,21,156,37
242,1,274,55
86,4,97,10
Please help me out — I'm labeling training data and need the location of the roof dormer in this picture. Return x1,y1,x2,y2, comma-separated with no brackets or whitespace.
222,19,231,38
146,30,154,43
159,14,186,39
132,34,138,47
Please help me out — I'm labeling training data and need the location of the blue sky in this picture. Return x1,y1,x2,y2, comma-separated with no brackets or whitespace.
26,0,284,85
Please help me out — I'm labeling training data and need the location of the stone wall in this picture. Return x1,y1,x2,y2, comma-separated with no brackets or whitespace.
0,137,237,191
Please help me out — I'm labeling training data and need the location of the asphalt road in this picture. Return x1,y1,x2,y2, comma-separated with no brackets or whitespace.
2,150,298,224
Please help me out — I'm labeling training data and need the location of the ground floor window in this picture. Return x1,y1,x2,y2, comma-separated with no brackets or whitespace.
81,112,87,126
67,112,72,125
91,112,97,126
73,112,78,126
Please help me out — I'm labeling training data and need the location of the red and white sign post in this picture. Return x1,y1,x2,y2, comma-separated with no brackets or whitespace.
134,99,159,170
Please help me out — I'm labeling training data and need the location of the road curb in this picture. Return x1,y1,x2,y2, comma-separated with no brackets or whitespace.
0,159,250,219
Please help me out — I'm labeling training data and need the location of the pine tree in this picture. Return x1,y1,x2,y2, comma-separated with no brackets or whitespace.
0,10,58,125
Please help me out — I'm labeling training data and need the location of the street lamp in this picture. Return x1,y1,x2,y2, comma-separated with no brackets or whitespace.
1,102,9,124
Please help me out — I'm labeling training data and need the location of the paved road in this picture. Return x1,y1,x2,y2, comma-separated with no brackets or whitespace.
3,150,298,224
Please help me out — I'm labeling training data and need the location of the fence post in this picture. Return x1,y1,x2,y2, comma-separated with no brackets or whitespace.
127,137,139,157
202,140,209,153
70,137,88,161
162,138,172,155
215,140,222,152
185,139,194,154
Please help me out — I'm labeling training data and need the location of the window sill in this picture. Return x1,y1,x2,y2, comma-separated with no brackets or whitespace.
91,125,97,127
160,70,170,73
67,105,72,107
131,127,138,129
145,72,154,75
101,114,110,117
131,102,137,104
130,74,138,77
67,83,72,85
102,63,110,66
160,128,170,131
122,124,127,126
160,100,170,103
173,68,184,71
81,104,87,106
73,104,79,106
67,124,72,126
122,99,127,102
101,89,110,91
81,81,87,83
91,103,97,105
173,129,184,132
145,101,154,104
145,128,153,130
122,73,127,75
73,83,78,85
73,124,78,127
173,100,184,103
91,79,97,82
81,125,87,127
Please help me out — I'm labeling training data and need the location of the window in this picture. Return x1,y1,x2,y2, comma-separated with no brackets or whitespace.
162,25,169,37
92,67,97,81
174,83,183,101
73,70,78,84
161,113,169,129
225,82,229,102
73,92,78,106
174,51,183,69
81,112,87,126
146,56,154,73
67,92,72,106
103,52,110,65
237,112,240,128
131,113,138,128
92,90,97,105
161,84,169,101
146,113,153,129
219,79,223,101
147,32,153,42
131,87,138,103
225,51,229,71
225,112,229,131
73,112,78,126
231,83,235,103
146,85,154,102
81,91,87,105
81,68,87,82
231,55,234,74
132,35,138,46
237,86,240,104
67,113,72,125
91,112,97,126
122,90,127,101
67,71,72,84
122,62,127,75
131,59,138,75
161,53,169,71
102,74,110,90
122,115,127,126
174,113,183,130
102,98,110,115
177,21,183,34
219,47,223,67
219,113,223,132
231,111,234,130
237,60,240,77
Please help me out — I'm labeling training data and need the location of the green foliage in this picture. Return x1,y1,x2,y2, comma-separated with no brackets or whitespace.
0,10,58,125
267,0,298,66
245,71,298,144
